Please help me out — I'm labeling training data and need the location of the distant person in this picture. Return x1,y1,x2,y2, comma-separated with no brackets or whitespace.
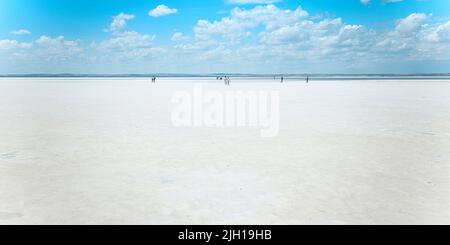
281,76,284,83
306,76,309,83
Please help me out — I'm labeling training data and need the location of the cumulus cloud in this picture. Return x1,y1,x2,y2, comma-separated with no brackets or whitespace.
0,35,82,74
1,16,160,73
0,39,32,50
35,36,82,60
171,32,189,42
109,13,135,32
95,31,156,58
374,13,450,61
95,11,162,62
194,5,308,41
97,11,162,60
11,29,31,35
425,20,450,42
395,13,430,34
1,4,450,74
172,5,377,70
177,5,449,72
360,0,370,5
149,5,178,18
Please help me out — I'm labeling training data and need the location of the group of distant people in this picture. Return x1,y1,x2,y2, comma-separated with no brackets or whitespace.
150,75,310,85
217,76,231,86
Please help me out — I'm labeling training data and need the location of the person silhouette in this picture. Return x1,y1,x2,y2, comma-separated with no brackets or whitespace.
281,76,284,83
306,76,309,83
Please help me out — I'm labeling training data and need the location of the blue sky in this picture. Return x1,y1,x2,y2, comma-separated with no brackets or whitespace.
1,0,450,74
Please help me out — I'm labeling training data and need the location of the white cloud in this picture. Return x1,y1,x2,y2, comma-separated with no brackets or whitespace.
149,5,178,18
395,13,430,34
425,20,450,42
11,29,31,35
225,0,281,4
35,35,82,60
109,13,135,32
2,5,450,74
36,35,79,48
97,31,154,53
0,35,82,73
180,6,450,72
375,13,450,61
0,39,32,50
194,5,308,41
171,32,189,42
360,0,370,5
93,10,163,63
176,5,380,71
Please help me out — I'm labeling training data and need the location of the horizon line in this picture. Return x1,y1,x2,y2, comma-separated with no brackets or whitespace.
1,73,450,78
